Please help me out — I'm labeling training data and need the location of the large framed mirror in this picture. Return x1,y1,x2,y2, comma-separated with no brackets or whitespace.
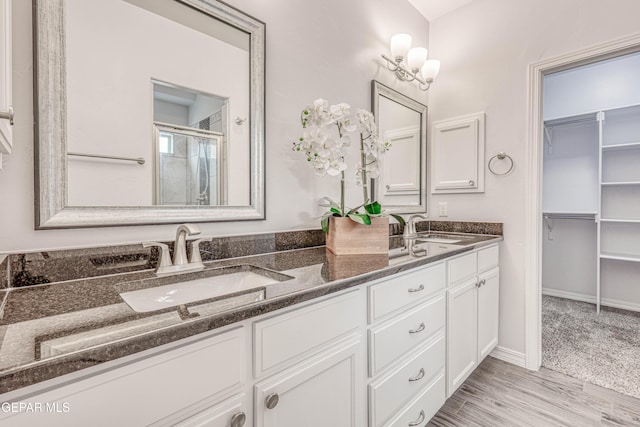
371,81,428,214
34,0,265,228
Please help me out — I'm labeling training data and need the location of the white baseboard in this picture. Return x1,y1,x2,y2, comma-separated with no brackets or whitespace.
542,288,595,304
542,288,640,312
490,346,526,368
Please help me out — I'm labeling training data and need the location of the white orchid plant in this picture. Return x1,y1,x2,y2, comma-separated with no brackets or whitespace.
292,98,405,232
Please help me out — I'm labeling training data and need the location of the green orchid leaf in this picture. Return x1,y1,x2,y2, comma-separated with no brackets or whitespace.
330,207,342,215
321,216,329,233
389,213,406,225
364,201,382,215
348,213,372,225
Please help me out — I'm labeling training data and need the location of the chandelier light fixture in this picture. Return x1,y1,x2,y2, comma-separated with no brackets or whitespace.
381,33,440,91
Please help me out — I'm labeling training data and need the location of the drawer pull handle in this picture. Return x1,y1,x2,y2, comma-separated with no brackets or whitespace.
230,412,247,427
265,393,279,409
480,279,486,286
408,410,426,426
408,368,425,382
408,284,425,293
409,322,425,334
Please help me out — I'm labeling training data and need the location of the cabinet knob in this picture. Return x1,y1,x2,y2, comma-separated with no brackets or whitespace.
408,410,426,426
408,322,426,334
230,412,246,427
468,180,475,186
265,392,279,410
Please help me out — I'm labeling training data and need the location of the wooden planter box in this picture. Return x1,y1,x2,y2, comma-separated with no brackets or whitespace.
325,216,390,255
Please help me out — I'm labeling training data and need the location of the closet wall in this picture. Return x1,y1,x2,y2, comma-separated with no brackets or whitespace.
542,53,640,312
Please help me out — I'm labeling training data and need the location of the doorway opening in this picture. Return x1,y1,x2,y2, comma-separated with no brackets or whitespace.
526,34,640,400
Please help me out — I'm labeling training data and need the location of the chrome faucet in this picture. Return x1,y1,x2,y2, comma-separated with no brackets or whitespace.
173,224,201,266
144,224,212,276
403,214,428,239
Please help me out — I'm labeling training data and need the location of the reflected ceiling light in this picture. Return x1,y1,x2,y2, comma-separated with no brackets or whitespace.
381,33,440,91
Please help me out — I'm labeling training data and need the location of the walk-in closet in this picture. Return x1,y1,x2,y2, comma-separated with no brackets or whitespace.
541,51,640,400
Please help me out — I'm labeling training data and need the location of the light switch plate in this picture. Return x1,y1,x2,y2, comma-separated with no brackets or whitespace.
438,202,448,217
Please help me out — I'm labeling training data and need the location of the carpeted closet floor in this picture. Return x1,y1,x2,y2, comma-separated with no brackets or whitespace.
542,295,640,399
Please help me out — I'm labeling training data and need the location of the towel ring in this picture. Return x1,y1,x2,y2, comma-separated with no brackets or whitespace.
488,152,514,176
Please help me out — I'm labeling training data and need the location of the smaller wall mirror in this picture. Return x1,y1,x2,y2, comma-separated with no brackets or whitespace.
371,81,428,214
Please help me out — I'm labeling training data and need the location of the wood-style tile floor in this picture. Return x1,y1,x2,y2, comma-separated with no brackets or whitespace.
429,356,640,426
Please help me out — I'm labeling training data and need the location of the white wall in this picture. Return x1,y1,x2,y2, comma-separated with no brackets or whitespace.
544,52,640,120
428,0,640,356
0,0,428,251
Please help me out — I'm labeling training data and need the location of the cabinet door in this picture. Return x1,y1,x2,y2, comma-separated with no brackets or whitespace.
255,339,362,427
431,113,485,194
446,278,478,397
477,267,500,362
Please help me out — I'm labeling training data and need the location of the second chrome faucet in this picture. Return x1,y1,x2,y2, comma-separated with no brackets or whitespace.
144,224,212,276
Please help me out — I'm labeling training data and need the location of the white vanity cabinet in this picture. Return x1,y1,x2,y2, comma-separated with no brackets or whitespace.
367,262,447,427
446,244,500,396
0,242,501,427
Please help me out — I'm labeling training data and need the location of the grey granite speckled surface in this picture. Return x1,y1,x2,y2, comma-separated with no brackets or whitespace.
0,225,502,394
4,222,501,288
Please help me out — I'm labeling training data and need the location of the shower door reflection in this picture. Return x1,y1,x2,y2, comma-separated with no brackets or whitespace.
155,124,225,206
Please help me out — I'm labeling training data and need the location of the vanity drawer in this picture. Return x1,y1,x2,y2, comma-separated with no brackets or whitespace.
254,290,363,376
0,327,245,427
478,244,499,273
448,251,477,285
369,335,445,427
387,373,446,427
369,295,445,376
369,262,445,323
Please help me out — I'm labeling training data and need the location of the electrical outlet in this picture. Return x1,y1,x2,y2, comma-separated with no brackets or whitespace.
438,202,448,217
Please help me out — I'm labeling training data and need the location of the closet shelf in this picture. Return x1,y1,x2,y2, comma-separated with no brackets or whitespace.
542,211,597,219
600,252,640,263
601,181,640,186
543,112,598,128
602,142,640,151
600,218,640,223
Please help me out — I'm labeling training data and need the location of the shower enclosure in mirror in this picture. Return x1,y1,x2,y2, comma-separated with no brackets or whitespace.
152,81,232,207
371,81,428,214
34,0,265,228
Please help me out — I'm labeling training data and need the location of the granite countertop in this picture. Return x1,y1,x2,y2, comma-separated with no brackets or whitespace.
0,231,501,394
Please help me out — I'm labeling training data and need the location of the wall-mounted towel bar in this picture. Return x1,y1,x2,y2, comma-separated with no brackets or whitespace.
67,152,145,165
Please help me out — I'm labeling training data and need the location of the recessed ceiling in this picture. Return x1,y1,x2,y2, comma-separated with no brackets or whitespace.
407,0,474,21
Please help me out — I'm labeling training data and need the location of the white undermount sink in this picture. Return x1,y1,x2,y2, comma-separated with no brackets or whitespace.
116,265,293,313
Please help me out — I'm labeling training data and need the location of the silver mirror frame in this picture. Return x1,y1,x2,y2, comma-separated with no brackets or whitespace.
371,80,428,215
34,0,265,229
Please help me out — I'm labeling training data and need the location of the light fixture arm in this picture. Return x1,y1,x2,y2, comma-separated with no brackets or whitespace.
381,53,431,92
